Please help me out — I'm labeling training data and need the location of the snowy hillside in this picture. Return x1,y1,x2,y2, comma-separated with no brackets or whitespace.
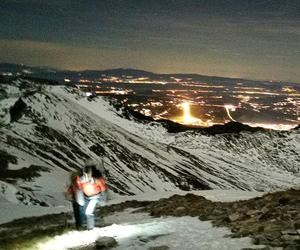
0,78,300,209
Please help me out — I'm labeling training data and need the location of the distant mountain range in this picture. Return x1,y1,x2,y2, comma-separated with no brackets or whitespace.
0,63,293,86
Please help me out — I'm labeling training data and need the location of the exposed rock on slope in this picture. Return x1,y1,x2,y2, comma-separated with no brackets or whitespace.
137,189,300,249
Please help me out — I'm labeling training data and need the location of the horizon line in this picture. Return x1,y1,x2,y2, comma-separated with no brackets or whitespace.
0,61,299,85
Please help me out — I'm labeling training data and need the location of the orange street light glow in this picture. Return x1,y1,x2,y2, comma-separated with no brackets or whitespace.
181,102,198,124
224,105,236,122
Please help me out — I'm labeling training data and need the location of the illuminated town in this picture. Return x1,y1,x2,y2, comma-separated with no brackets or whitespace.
73,74,300,130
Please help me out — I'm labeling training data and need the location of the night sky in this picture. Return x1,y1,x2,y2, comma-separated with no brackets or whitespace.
1,0,300,82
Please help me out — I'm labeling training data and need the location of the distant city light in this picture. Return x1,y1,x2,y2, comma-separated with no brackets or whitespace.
141,109,152,116
74,74,300,131
224,105,236,122
173,102,213,126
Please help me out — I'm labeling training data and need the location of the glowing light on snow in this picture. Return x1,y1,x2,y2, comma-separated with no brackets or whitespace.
224,105,236,122
39,224,142,250
35,214,267,250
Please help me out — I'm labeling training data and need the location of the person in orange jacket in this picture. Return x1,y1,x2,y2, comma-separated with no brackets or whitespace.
76,163,108,230
65,169,85,230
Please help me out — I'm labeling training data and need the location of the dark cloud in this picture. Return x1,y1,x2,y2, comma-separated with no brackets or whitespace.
0,0,299,82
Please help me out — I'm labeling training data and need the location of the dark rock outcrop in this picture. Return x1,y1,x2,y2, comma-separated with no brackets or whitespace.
95,236,117,249
9,98,27,122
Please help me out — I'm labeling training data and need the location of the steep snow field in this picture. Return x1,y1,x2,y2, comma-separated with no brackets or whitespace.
54,86,300,190
0,80,299,250
0,80,299,223
54,86,300,191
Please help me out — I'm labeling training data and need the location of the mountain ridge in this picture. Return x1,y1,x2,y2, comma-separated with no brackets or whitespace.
0,63,296,85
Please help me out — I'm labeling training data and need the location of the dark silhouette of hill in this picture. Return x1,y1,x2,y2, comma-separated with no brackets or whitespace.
1,63,294,86
81,68,157,78
124,107,266,134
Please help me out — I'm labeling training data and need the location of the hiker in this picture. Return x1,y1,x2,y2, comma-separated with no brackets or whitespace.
65,170,85,230
76,162,108,230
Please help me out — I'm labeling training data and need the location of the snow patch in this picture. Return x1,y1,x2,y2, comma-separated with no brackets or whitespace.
40,209,266,250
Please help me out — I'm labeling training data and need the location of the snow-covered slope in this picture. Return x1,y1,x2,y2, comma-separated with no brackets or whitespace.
0,79,299,208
